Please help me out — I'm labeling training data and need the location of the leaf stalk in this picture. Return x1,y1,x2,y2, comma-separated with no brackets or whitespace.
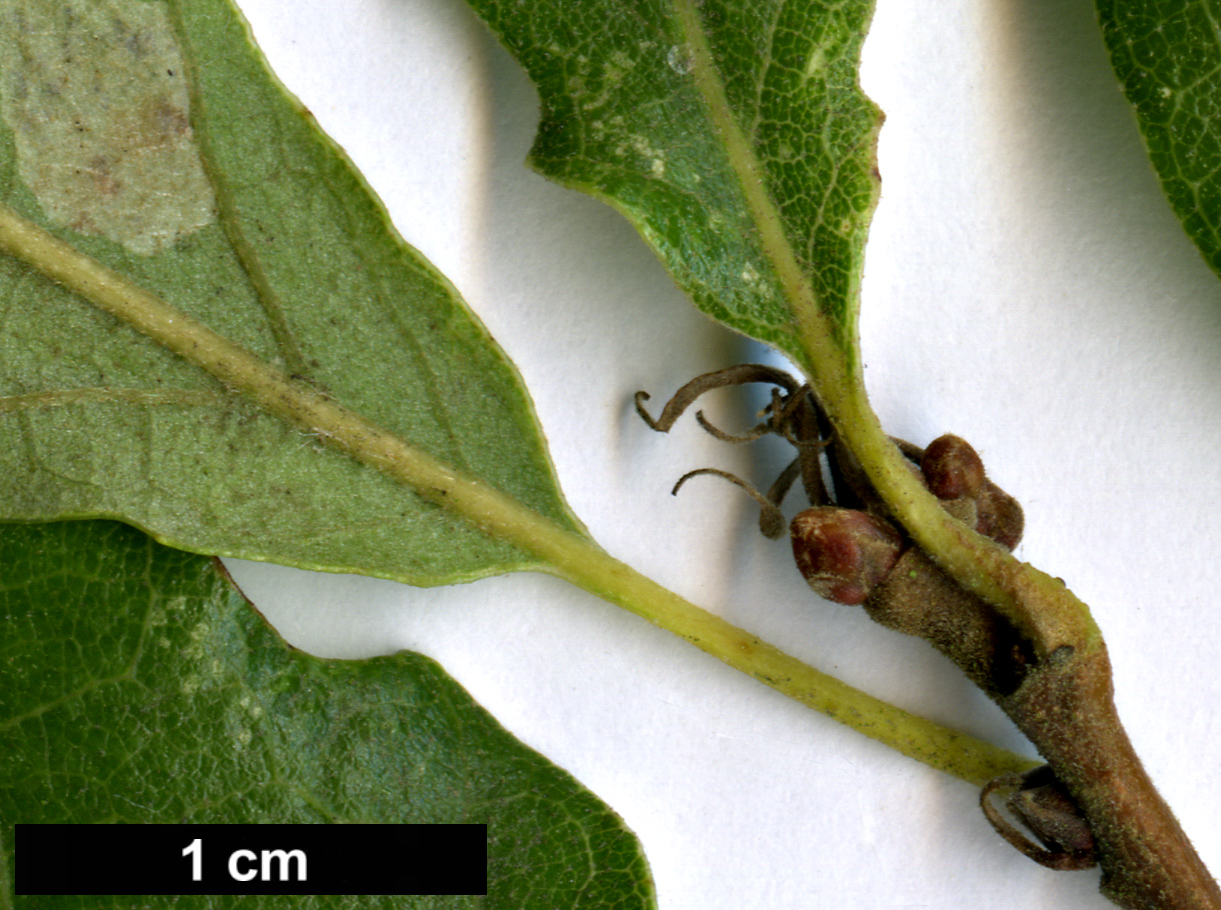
0,200,1034,787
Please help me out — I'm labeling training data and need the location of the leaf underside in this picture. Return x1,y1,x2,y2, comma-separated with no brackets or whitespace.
465,0,883,369
1096,0,1221,280
0,0,583,586
0,519,655,910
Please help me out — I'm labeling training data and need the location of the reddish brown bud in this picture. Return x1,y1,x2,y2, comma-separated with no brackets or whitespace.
921,434,986,500
981,767,1097,871
920,434,1024,551
1009,770,1097,859
977,484,1024,550
790,507,904,605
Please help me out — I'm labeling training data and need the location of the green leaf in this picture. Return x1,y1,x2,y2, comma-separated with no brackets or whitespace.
0,519,655,910
1096,0,1221,279
0,0,1038,807
0,0,584,584
463,0,882,374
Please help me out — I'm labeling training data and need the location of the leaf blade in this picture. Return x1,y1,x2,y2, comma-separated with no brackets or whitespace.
1096,0,1221,279
0,519,655,910
465,0,883,373
0,0,584,585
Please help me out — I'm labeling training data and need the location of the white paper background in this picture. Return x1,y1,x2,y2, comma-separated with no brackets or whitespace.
222,1,1221,907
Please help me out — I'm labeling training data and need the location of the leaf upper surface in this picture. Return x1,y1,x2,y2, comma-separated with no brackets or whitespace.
0,519,655,910
0,0,584,585
1097,0,1221,278
466,0,883,368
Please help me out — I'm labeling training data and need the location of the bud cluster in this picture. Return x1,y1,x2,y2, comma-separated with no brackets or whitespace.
790,434,1023,604
636,369,1099,874
790,434,1030,697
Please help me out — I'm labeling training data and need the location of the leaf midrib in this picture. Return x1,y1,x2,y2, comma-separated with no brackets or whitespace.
667,1,1104,655
671,0,856,389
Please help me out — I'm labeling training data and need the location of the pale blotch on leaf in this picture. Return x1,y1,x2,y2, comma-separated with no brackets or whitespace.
803,45,829,83
666,44,693,76
0,1,216,255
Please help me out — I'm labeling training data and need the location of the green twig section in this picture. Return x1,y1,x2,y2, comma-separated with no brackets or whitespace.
0,201,1037,786
674,0,1098,660
829,386,1103,658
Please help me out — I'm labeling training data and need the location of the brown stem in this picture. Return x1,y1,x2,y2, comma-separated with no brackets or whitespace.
812,430,1218,908
1001,647,1221,910
640,370,1218,907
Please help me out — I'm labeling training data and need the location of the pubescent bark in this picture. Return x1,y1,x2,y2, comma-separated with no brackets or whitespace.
1002,647,1221,910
